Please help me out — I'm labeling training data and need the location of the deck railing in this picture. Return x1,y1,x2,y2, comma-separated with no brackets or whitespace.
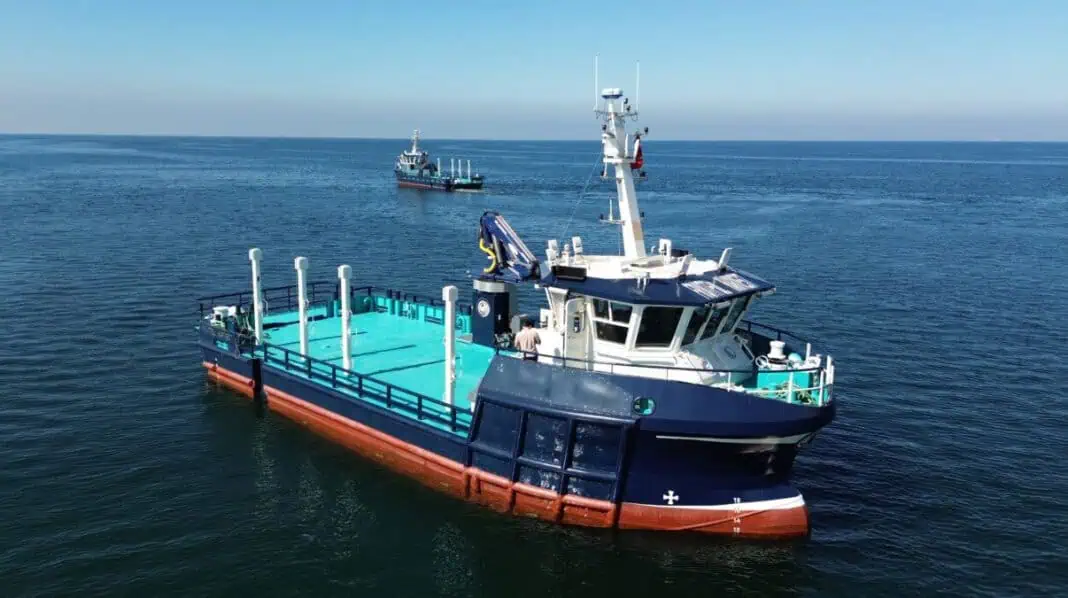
505,319,834,406
738,319,813,353
197,283,473,318
203,323,470,434
526,351,832,406
197,280,339,317
368,287,474,315
503,319,823,377
199,283,834,408
523,350,823,376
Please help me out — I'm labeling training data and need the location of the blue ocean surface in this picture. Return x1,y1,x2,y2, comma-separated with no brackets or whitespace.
0,135,1066,597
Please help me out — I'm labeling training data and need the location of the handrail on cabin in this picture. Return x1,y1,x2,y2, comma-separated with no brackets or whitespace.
499,319,832,406
524,350,831,406
739,319,813,350
504,317,826,376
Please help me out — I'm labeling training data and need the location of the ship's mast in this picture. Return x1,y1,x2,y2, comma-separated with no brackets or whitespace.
597,88,645,259
410,129,420,152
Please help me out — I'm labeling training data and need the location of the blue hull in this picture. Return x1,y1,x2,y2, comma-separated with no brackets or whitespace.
201,323,832,536
476,356,834,507
395,170,483,191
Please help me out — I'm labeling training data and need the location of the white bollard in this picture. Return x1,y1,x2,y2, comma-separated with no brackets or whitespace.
338,265,352,372
295,256,309,358
442,285,458,406
249,248,264,343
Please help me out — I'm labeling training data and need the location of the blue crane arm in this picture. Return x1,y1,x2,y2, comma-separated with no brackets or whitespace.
477,211,540,283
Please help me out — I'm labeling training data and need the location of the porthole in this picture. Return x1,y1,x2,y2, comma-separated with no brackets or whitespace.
632,396,656,416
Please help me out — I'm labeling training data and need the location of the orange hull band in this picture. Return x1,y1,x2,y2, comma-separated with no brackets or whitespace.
204,362,808,537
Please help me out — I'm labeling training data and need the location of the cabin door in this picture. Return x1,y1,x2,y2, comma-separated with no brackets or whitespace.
563,298,590,369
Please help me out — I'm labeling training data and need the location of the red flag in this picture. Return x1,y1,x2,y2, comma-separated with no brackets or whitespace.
630,137,644,170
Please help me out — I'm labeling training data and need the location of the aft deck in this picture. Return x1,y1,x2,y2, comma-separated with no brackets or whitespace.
201,284,496,437
260,309,494,414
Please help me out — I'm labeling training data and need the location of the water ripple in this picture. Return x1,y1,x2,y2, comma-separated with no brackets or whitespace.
1,137,1066,597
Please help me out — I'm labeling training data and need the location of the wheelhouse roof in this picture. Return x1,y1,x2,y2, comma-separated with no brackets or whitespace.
540,267,775,307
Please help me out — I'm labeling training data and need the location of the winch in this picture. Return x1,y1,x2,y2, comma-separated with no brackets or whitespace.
756,340,805,371
210,305,238,329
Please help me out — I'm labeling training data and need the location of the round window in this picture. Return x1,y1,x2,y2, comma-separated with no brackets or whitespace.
632,396,656,416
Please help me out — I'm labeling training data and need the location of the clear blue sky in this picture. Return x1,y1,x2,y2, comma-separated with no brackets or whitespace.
1,0,1066,140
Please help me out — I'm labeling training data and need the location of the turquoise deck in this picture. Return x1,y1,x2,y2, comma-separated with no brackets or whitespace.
252,300,494,436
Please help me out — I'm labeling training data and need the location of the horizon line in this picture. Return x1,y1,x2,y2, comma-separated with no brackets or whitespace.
1,132,1065,144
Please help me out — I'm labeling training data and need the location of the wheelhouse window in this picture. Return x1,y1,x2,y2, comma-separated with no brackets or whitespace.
718,296,752,334
591,299,632,344
635,306,684,348
681,305,711,346
699,304,730,341
594,321,628,344
592,299,631,323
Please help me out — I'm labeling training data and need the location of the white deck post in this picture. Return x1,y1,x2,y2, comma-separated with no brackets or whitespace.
825,356,835,400
295,256,309,357
442,285,457,406
249,247,264,343
467,159,471,179
338,265,352,372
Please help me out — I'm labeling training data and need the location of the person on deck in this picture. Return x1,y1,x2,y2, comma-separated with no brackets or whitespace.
514,318,540,361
